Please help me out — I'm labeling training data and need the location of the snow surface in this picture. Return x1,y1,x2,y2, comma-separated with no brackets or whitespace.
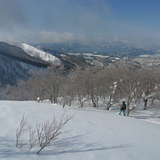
20,43,61,64
0,100,160,160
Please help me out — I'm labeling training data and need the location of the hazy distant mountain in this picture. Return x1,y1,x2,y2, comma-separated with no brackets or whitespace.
21,43,110,67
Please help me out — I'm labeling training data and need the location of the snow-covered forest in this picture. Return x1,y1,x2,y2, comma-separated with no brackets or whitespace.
1,62,160,117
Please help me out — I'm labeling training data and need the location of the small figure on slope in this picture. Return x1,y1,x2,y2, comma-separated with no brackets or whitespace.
119,101,126,116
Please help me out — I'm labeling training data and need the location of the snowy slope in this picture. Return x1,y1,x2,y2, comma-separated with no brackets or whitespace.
0,101,160,160
20,43,61,65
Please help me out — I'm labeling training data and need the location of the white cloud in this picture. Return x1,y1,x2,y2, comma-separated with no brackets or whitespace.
32,31,85,43
0,30,87,44
39,31,75,43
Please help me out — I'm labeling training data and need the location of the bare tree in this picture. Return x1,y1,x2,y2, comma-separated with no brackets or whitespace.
16,112,74,154
69,67,89,108
81,66,105,108
16,114,29,148
25,71,49,101
111,63,143,116
28,126,37,152
60,75,76,108
36,112,73,154
41,72,63,103
139,68,156,109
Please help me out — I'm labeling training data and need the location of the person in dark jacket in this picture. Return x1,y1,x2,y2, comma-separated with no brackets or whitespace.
119,101,126,116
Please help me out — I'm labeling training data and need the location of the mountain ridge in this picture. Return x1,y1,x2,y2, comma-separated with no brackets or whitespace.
0,42,50,68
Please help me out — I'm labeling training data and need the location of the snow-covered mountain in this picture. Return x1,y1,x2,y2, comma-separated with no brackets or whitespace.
20,43,61,65
0,42,49,86
0,42,50,67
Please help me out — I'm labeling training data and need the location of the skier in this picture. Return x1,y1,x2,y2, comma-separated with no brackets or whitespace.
119,101,126,116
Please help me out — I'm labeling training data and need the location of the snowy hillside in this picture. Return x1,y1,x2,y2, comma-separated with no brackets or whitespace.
0,54,47,86
0,101,160,160
20,43,61,65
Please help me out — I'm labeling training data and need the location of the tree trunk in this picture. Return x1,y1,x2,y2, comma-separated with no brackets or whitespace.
143,98,148,109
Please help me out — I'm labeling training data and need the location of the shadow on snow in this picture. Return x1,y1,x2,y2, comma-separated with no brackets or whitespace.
0,135,134,157
40,134,133,155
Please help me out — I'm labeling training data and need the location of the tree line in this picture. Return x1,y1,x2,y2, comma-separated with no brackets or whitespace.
1,61,160,116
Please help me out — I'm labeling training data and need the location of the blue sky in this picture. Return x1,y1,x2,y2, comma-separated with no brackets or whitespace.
0,0,160,46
